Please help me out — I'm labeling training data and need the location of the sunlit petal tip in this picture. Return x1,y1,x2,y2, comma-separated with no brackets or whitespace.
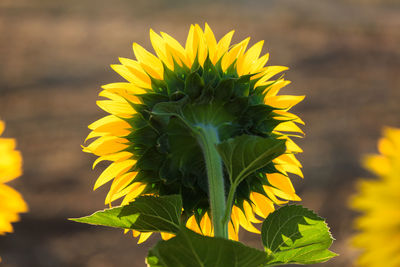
137,232,152,244
117,57,126,63
81,145,91,153
110,64,120,70
132,42,139,50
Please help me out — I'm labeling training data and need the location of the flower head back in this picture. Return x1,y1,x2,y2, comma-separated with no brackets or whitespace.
84,24,304,242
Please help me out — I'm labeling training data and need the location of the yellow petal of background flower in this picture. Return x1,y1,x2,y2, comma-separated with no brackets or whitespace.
350,127,400,267
0,120,28,235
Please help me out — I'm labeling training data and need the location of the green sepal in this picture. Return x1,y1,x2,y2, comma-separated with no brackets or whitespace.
202,57,220,87
70,195,182,234
163,64,185,95
138,93,169,109
135,147,164,171
185,72,204,100
147,227,271,267
149,76,168,95
232,74,252,97
262,205,337,265
125,125,158,147
214,78,235,100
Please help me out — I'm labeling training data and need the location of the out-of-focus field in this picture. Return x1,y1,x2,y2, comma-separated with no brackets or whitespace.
0,0,399,266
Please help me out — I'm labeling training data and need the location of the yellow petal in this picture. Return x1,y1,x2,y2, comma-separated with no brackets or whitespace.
161,232,175,240
111,64,151,89
83,136,128,156
256,66,289,88
273,110,305,125
92,151,132,169
0,121,4,135
99,88,141,104
266,95,305,109
275,153,302,168
221,37,250,72
195,24,208,66
199,212,213,236
250,192,274,218
161,32,189,67
204,23,217,62
102,82,146,95
237,40,264,76
275,162,304,178
243,200,261,223
186,215,202,235
234,206,260,234
250,53,270,74
263,185,288,205
274,121,304,135
230,207,241,236
137,232,152,244
88,115,131,137
214,30,234,64
94,159,136,190
96,100,135,118
362,155,390,176
284,137,303,153
149,29,173,70
131,229,140,237
121,184,146,205
0,184,28,213
185,25,197,67
106,171,137,199
132,43,164,79
85,131,106,143
267,173,296,194
270,187,301,201
105,179,142,205
228,221,239,241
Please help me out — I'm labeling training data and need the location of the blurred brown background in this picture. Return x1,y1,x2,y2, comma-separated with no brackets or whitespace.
0,0,399,266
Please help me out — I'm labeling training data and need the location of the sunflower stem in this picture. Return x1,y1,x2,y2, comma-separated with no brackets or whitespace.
195,125,228,239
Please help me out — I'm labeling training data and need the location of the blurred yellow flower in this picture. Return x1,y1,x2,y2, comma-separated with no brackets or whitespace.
351,127,400,267
0,120,28,235
84,23,304,243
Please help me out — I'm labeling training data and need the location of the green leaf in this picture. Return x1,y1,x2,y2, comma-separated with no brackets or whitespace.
147,227,271,267
70,195,182,234
217,134,286,185
262,205,337,265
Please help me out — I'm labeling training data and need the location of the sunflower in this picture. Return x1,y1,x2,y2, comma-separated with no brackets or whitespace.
0,120,28,235
83,23,304,243
351,127,400,267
